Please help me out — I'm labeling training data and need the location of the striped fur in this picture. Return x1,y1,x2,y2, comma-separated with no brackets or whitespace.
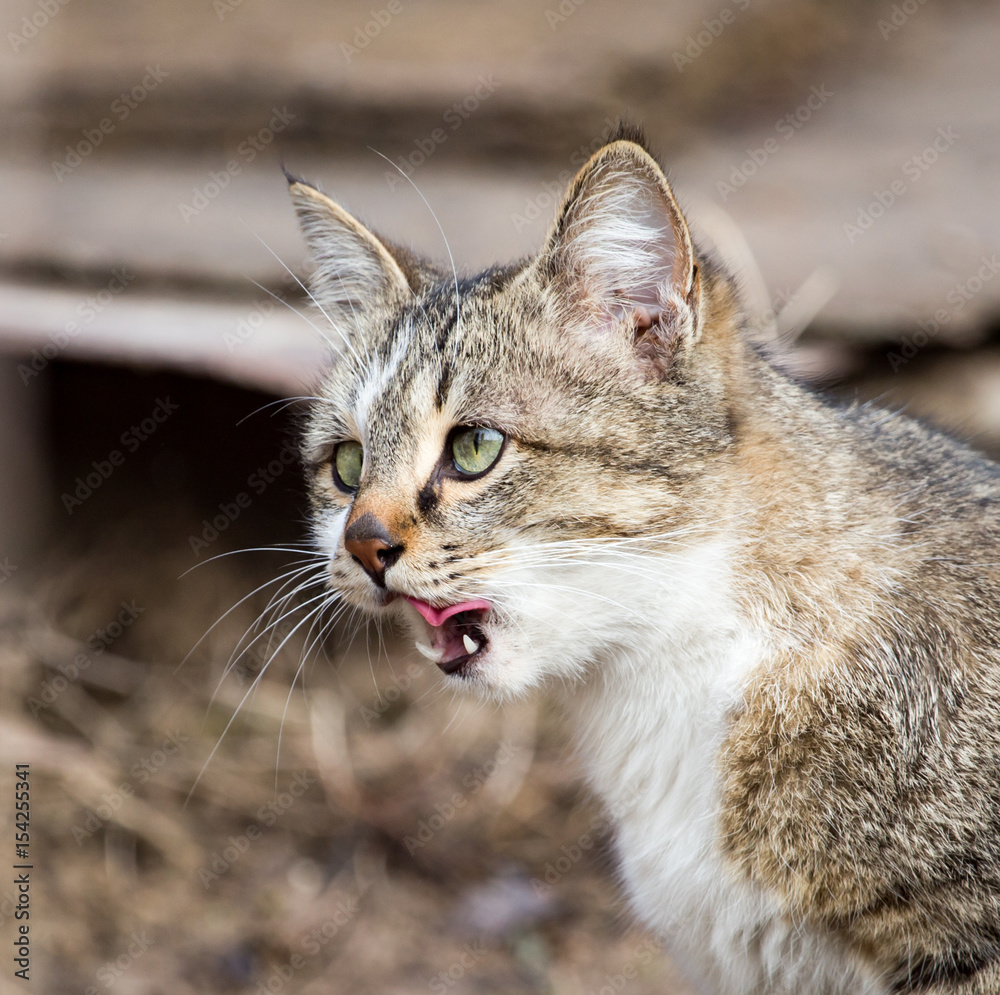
290,128,1000,993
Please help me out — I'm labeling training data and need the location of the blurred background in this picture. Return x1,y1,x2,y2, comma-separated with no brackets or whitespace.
1,1,999,992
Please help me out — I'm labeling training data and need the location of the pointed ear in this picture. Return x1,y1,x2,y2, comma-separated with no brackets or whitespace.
288,177,414,325
538,140,701,374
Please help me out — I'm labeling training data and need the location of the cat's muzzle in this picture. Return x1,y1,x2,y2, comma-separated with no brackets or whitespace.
404,596,492,676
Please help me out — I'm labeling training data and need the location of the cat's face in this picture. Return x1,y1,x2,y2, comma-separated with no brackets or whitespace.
293,137,741,698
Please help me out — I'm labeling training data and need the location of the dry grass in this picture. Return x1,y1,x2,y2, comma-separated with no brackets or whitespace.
0,507,689,994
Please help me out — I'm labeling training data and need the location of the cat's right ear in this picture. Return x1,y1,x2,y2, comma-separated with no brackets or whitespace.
287,175,413,325
535,139,701,377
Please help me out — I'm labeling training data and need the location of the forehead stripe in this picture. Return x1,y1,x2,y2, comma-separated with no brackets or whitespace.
435,361,453,409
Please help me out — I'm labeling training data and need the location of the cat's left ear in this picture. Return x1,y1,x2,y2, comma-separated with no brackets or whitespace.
287,175,432,327
538,139,701,374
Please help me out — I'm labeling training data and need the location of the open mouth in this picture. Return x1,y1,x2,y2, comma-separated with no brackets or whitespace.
404,596,491,675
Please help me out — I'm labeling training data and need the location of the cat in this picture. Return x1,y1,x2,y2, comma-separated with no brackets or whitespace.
285,124,1000,994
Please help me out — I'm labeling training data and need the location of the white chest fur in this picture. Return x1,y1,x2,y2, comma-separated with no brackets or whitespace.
561,607,884,994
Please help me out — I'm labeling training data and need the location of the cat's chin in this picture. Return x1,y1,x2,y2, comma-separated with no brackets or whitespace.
434,648,547,702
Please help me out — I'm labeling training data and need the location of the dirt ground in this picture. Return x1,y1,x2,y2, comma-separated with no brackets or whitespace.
0,364,693,994
1,510,695,995
2,2,999,993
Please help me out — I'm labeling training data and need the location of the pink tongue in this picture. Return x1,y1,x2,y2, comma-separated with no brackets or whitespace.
404,596,491,628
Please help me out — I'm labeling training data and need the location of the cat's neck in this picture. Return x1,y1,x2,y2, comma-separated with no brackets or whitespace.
558,536,762,818
555,553,763,935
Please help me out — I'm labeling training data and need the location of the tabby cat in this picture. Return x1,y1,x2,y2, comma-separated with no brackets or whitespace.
287,126,1000,994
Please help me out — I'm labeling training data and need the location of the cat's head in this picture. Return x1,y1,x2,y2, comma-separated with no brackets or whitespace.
291,130,745,698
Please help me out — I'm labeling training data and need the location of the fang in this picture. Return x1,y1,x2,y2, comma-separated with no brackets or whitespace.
415,641,443,662
462,633,479,655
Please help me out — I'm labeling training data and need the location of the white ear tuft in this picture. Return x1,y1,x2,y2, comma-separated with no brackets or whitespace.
289,180,411,325
541,141,700,370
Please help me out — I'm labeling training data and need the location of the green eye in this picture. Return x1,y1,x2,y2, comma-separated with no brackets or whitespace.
333,440,364,492
451,427,504,477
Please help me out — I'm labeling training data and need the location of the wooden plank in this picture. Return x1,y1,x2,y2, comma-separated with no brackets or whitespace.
0,281,328,397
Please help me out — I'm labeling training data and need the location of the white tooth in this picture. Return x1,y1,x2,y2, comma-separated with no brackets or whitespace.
462,633,479,655
415,641,443,662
